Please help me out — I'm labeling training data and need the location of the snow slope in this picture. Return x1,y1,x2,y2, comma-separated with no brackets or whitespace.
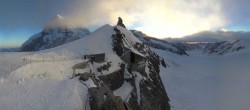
0,25,117,110
157,41,250,110
0,24,115,110
0,52,32,77
0,78,88,110
23,24,142,74
0,24,148,110
0,53,89,109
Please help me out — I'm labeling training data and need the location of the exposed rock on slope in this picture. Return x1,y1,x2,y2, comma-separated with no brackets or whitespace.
203,40,245,55
22,17,171,110
104,24,170,109
20,15,90,52
117,17,126,28
131,30,189,55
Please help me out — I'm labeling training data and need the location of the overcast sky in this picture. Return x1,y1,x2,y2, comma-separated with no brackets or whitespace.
0,0,250,47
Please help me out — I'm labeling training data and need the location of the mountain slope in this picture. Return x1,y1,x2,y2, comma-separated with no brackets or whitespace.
203,40,245,55
131,30,191,55
156,44,250,110
0,19,170,110
35,24,171,109
20,15,90,52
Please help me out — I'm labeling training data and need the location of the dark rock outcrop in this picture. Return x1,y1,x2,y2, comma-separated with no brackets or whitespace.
112,27,125,56
117,17,126,28
131,30,190,55
89,85,129,110
99,63,125,91
79,19,170,110
110,27,170,110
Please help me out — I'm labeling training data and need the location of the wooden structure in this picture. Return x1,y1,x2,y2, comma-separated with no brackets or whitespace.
83,53,105,63
121,48,145,65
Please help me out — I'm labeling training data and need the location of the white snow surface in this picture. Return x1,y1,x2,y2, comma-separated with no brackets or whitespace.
0,78,88,110
133,71,143,105
157,43,250,110
0,57,89,110
0,24,143,110
3,22,250,110
8,60,83,80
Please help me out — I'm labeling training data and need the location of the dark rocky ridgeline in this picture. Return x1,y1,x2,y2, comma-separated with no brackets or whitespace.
117,17,126,28
112,27,124,57
20,33,47,51
103,18,170,110
89,85,128,110
131,30,189,56
132,42,170,110
84,17,170,110
171,42,202,51
203,40,245,55
79,65,129,110
99,63,126,91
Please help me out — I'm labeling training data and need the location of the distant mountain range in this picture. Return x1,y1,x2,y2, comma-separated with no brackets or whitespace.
2,15,247,56
0,47,20,52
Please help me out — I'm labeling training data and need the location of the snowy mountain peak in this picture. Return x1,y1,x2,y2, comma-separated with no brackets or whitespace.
20,15,90,52
44,15,76,31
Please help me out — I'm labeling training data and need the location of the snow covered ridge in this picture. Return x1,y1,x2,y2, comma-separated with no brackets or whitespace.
20,15,90,52
203,40,245,55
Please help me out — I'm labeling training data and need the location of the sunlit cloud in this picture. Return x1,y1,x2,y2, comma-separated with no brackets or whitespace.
1,0,250,48
64,0,226,38
221,28,229,32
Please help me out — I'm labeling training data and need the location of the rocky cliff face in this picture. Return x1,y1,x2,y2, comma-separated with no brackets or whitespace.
203,40,245,55
32,16,172,110
75,18,170,110
117,17,126,28
20,15,90,52
92,25,170,110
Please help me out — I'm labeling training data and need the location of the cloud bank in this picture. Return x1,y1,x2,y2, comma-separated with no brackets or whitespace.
64,0,226,38
2,0,249,41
